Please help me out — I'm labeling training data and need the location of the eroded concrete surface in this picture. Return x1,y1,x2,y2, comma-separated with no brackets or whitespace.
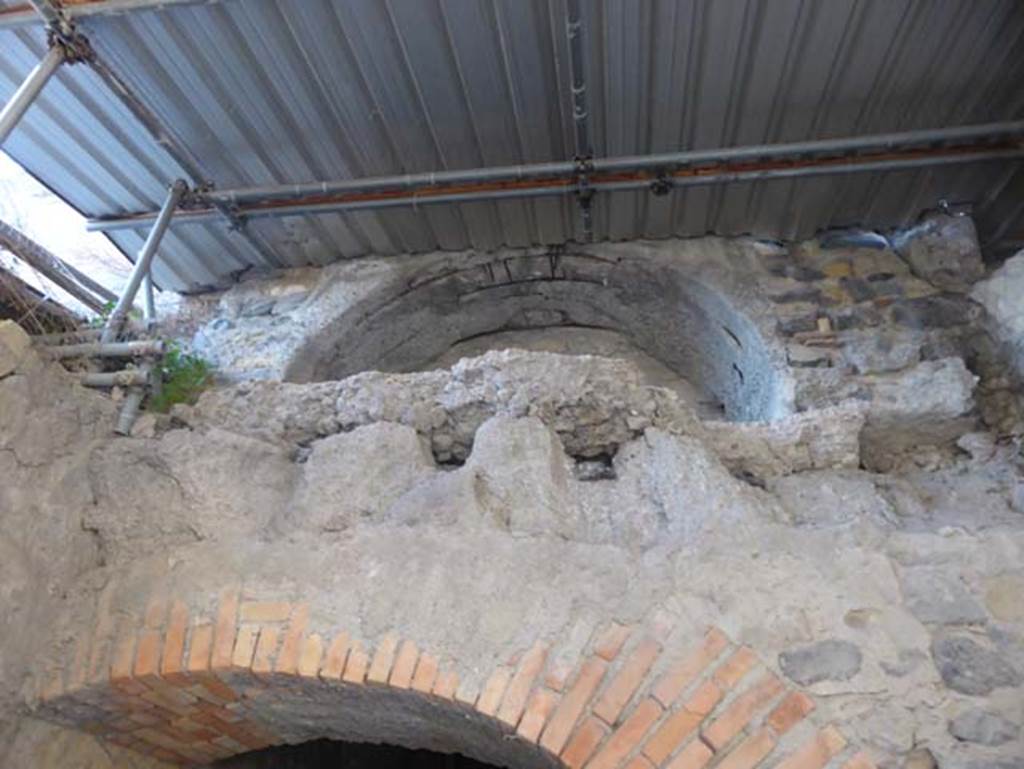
2,229,1024,769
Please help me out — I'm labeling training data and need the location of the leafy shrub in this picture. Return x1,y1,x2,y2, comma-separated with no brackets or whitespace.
148,343,211,412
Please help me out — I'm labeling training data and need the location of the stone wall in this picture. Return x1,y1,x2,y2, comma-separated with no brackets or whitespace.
2,220,1024,769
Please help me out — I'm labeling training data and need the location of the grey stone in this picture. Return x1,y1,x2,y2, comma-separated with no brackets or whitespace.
931,635,1022,695
896,214,985,292
770,470,891,526
972,250,1024,380
891,294,982,329
900,567,988,625
288,422,437,533
985,575,1024,622
779,639,863,685
949,709,1019,746
839,328,922,374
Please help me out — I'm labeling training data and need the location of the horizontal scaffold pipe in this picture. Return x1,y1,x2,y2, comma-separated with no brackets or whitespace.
44,339,165,359
86,133,1024,233
0,0,225,29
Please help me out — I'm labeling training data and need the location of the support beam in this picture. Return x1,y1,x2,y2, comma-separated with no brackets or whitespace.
0,219,116,313
86,129,1024,233
101,179,185,342
0,0,228,30
0,45,64,146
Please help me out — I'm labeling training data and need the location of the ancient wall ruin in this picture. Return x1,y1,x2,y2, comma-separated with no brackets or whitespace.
1,222,1023,769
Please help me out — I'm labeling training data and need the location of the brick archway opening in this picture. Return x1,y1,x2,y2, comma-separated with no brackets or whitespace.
217,737,508,768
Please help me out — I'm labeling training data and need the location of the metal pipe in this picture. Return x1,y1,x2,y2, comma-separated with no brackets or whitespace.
142,273,156,326
101,180,185,342
87,142,1024,231
25,0,61,27
196,120,1024,208
32,327,104,344
565,0,591,159
0,45,64,146
79,368,150,387
45,339,165,359
0,0,226,30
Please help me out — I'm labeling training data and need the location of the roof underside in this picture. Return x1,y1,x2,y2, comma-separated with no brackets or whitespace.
1,0,1023,293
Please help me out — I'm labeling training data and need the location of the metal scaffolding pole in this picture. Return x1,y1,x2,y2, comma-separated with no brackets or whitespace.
0,0,226,30
0,45,64,146
565,0,594,240
101,180,186,342
87,135,1024,232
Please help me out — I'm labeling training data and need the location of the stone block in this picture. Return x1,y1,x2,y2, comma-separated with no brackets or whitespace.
0,320,31,378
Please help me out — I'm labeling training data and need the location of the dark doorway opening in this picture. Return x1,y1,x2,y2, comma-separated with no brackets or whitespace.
215,738,502,769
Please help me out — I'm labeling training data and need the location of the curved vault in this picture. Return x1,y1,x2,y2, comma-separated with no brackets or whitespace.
283,246,793,422
34,587,865,769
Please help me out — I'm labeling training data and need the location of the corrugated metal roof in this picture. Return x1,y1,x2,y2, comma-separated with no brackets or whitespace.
1,0,1023,292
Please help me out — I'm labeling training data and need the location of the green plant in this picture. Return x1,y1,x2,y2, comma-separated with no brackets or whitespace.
148,342,212,412
88,300,117,328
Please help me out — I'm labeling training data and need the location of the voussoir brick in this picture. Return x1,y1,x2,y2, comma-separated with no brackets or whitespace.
250,626,280,679
367,634,399,684
160,600,189,685
274,603,310,675
539,656,609,755
560,715,608,769
642,683,717,767
411,651,439,694
211,587,240,671
766,691,815,736
713,646,758,689
702,673,784,751
592,637,661,724
239,601,292,623
297,633,324,679
842,751,877,769
666,738,713,769
389,640,419,689
714,727,776,769
477,666,513,717
343,640,369,684
594,623,633,661
652,627,730,706
497,641,548,727
586,697,662,769
320,631,351,681
432,667,458,699
517,687,560,743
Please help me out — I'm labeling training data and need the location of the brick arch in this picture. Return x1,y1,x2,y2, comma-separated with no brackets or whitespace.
36,588,876,769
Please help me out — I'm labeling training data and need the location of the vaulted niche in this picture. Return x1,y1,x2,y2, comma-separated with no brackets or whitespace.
285,246,791,422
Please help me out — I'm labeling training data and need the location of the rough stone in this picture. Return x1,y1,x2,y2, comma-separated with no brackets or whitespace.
839,328,923,374
972,250,1024,380
930,634,1022,695
895,214,985,293
984,575,1024,622
769,470,892,527
287,422,437,534
900,567,988,625
778,639,863,685
949,709,1019,746
0,320,31,378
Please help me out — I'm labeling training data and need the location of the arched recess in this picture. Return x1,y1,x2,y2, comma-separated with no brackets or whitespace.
33,588,867,769
283,243,793,422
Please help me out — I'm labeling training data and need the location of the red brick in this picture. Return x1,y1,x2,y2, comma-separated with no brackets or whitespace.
342,640,369,684
594,623,633,661
411,652,439,694
455,678,480,707
160,600,189,685
766,691,815,736
87,588,117,686
477,666,513,717
652,628,730,706
274,603,309,675
110,625,143,694
186,623,214,677
366,634,399,684
592,637,661,724
666,740,713,769
539,656,609,755
842,751,877,769
625,756,656,769
251,626,280,679
389,640,419,689
497,641,548,727
559,715,608,769
642,708,703,764
320,631,351,681
297,633,324,679
714,727,776,769
713,646,758,689
586,698,662,769
774,726,846,769
702,673,784,751
231,625,260,672
517,688,559,743
239,601,291,623
134,630,162,684
211,587,240,671
685,680,723,715
432,668,458,699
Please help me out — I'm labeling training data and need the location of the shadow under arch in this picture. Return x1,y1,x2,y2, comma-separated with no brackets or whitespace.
283,243,793,422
